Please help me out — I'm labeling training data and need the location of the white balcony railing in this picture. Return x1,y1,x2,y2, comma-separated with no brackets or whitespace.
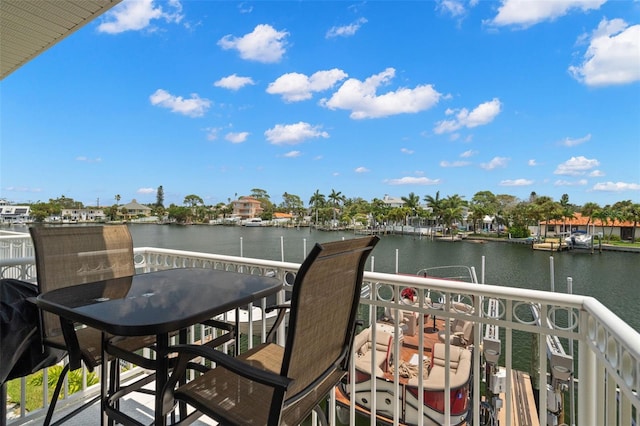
1,234,638,426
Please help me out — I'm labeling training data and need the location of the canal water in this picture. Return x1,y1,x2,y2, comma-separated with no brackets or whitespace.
127,223,639,332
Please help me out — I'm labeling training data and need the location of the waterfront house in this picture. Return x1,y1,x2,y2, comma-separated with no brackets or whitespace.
540,212,640,241
381,194,405,208
60,208,106,222
0,203,30,223
231,196,264,220
273,212,294,225
121,199,152,219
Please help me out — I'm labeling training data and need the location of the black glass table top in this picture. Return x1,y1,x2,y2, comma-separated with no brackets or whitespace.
35,268,282,336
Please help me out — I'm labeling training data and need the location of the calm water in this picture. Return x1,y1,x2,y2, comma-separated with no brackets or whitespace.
127,223,640,332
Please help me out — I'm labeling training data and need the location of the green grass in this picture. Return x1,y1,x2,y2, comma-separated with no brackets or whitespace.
6,366,99,413
605,240,640,247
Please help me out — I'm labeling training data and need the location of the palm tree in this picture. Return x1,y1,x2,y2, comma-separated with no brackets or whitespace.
535,196,560,238
114,194,121,220
469,204,488,233
424,191,443,231
581,202,600,232
369,198,390,228
629,203,640,243
401,192,421,226
328,189,345,225
309,190,326,227
441,194,466,239
328,189,345,208
606,206,622,241
592,208,609,241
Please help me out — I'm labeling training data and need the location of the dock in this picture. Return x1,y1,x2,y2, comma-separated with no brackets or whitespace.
532,238,568,252
497,370,540,426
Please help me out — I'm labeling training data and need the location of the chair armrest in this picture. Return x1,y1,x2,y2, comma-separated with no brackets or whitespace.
265,303,290,343
162,343,292,415
265,303,290,313
201,318,235,333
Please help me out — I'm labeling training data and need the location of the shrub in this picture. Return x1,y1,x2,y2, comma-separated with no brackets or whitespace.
507,226,530,239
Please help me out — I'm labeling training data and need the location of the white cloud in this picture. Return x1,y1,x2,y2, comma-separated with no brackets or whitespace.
440,160,471,167
225,132,249,143
480,156,509,170
4,186,42,193
76,156,102,163
490,0,605,28
355,166,370,173
560,133,591,147
284,151,301,158
205,127,220,141
400,148,414,154
385,176,441,185
98,0,184,34
320,68,441,119
434,98,502,134
499,179,534,186
554,156,600,176
569,18,640,86
214,74,255,90
326,18,368,38
460,149,477,158
218,24,288,63
238,3,253,14
554,179,588,186
267,69,348,102
589,169,605,177
592,181,640,192
528,159,538,166
264,122,329,145
149,89,211,117
137,187,155,194
437,0,467,18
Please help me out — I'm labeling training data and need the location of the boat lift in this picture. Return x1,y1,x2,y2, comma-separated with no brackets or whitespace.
531,303,574,426
481,297,503,426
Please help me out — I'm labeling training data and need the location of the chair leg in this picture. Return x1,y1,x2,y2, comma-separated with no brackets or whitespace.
44,364,70,426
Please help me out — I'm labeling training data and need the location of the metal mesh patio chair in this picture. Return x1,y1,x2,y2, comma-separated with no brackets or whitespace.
28,225,233,425
161,235,379,426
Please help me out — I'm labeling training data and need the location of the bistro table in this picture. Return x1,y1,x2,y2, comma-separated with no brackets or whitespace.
34,267,283,426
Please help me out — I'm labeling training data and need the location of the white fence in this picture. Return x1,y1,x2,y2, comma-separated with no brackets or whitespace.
1,235,638,425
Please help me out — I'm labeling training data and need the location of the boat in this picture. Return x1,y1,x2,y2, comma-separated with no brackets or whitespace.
335,266,477,426
564,231,593,249
243,218,264,227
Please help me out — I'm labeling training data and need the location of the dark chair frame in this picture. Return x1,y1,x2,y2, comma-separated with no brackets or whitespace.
161,236,379,426
29,225,236,425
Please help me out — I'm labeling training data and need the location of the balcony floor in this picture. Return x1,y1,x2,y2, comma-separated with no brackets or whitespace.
26,380,217,426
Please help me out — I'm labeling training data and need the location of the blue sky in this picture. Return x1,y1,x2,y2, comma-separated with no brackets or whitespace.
2,0,639,208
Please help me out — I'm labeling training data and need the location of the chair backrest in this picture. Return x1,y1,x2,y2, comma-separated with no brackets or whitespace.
29,225,135,340
279,236,378,412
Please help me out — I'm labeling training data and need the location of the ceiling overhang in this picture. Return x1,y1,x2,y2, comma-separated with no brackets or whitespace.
1,0,122,80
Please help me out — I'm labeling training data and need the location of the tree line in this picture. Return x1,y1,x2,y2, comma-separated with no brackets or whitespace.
23,187,640,242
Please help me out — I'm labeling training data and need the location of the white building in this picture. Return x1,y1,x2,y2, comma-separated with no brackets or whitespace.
0,203,30,223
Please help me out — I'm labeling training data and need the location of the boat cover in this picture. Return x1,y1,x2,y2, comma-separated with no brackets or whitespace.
0,279,63,384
